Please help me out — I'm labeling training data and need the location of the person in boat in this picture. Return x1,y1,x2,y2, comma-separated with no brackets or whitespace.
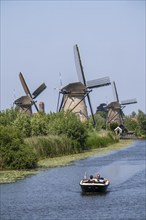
95,174,100,181
95,174,106,183
89,175,99,183
90,175,93,181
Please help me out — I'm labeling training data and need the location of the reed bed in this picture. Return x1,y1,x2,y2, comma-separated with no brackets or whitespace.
86,131,119,149
25,131,119,160
25,135,81,159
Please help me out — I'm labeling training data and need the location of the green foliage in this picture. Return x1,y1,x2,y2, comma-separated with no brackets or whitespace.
47,111,88,148
13,113,31,137
0,108,19,126
109,122,119,131
124,116,138,133
86,131,119,149
25,135,81,158
0,125,38,169
94,113,106,130
124,110,146,137
137,110,146,136
30,113,48,136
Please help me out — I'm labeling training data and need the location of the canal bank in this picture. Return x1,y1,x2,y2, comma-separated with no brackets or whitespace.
0,139,133,184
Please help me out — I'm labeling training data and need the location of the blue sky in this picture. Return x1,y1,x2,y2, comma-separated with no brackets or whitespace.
1,0,145,115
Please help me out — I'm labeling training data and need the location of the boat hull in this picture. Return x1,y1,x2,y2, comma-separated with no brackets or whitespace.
80,180,110,193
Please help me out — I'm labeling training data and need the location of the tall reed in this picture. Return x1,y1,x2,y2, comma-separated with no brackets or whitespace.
25,131,119,160
86,131,119,149
25,135,81,159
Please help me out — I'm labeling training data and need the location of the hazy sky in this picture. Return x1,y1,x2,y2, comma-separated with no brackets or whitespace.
1,0,145,115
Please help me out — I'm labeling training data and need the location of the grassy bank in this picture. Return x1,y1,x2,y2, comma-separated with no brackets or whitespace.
0,139,133,184
0,170,38,184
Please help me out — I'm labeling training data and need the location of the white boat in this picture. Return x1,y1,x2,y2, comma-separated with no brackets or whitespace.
80,174,110,193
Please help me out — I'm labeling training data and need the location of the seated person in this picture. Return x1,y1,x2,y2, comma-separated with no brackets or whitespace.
95,174,100,181
89,175,94,182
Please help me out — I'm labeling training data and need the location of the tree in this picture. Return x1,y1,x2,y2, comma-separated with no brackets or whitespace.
137,110,146,136
124,116,138,132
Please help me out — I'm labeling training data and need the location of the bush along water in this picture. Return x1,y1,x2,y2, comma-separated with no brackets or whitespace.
0,125,38,170
86,131,119,149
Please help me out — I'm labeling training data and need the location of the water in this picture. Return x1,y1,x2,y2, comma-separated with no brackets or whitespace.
1,140,146,220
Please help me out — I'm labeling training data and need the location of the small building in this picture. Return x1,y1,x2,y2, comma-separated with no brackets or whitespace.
114,126,123,136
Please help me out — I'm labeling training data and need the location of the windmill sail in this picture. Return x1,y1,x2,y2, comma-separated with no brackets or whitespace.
120,99,137,105
15,72,47,114
74,44,86,85
87,77,111,89
32,83,47,99
112,81,119,102
19,72,32,97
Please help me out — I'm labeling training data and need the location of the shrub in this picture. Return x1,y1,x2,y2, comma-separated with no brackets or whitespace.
13,113,31,137
47,111,88,149
0,125,38,169
30,113,48,136
86,131,119,149
109,122,119,131
0,108,19,126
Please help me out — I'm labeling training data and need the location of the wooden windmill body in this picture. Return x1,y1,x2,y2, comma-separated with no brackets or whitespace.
61,82,88,121
106,81,137,126
107,101,123,125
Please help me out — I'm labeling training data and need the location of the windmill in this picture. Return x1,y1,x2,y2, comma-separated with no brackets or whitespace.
58,44,111,126
106,81,137,125
14,72,47,115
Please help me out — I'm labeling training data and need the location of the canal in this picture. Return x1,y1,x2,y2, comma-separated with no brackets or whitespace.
1,140,146,220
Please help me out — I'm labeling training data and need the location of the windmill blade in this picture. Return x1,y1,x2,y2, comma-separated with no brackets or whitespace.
120,105,125,124
57,92,61,112
32,83,47,99
33,101,39,112
19,72,32,97
87,93,96,127
112,81,119,102
87,77,111,89
120,99,137,105
74,44,86,86
59,95,65,112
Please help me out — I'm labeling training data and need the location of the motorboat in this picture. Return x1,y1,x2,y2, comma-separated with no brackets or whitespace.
80,174,110,193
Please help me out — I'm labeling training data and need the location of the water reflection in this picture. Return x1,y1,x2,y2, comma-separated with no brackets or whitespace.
81,190,110,197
